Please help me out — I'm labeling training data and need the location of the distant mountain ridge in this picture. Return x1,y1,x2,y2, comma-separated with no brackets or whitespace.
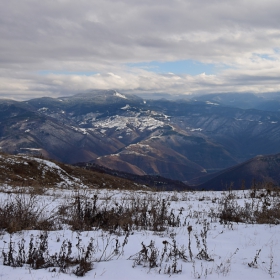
1,90,280,183
192,92,280,111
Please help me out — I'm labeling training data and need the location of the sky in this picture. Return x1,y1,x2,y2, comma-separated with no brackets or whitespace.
1,0,280,100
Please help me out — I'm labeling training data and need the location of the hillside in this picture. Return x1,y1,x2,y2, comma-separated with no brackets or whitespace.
0,153,192,191
193,153,280,190
0,153,150,191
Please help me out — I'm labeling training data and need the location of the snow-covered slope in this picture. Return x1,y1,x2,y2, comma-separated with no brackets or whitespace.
0,153,149,190
0,153,82,188
0,187,279,280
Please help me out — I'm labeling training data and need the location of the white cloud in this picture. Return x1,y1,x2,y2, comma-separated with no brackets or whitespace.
0,0,280,99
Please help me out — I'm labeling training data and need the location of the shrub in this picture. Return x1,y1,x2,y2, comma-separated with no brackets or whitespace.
218,187,280,225
129,238,188,274
61,192,181,233
0,193,55,233
2,232,95,276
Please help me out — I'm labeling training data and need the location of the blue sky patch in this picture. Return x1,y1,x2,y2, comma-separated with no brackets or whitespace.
254,54,277,61
127,60,219,75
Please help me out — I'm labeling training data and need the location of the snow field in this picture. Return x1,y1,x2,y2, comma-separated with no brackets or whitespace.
0,189,279,279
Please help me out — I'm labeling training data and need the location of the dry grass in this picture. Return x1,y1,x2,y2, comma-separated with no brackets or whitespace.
0,192,56,233
60,192,180,232
218,185,280,225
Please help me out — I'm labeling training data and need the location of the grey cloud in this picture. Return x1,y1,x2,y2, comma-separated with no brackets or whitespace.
1,0,280,99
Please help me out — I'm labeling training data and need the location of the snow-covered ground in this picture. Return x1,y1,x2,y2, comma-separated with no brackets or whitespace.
91,115,165,133
0,188,279,280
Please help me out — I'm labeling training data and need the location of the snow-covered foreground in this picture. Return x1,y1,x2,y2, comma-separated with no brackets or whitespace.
0,188,279,280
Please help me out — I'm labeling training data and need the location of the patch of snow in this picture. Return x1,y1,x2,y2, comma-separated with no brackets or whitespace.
25,129,30,133
115,92,127,99
21,156,84,188
79,128,88,135
122,150,143,156
20,148,42,151
121,104,130,110
206,101,219,105
92,115,164,133
71,126,88,135
38,107,48,112
163,114,170,119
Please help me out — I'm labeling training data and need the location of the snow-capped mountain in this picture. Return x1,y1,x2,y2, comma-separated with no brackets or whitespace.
1,90,280,184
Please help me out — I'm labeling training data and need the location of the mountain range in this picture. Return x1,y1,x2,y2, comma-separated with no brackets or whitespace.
1,90,280,189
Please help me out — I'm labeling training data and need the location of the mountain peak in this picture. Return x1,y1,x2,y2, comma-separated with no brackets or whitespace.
60,90,143,104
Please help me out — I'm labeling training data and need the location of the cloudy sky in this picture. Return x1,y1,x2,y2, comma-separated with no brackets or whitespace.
1,0,280,100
